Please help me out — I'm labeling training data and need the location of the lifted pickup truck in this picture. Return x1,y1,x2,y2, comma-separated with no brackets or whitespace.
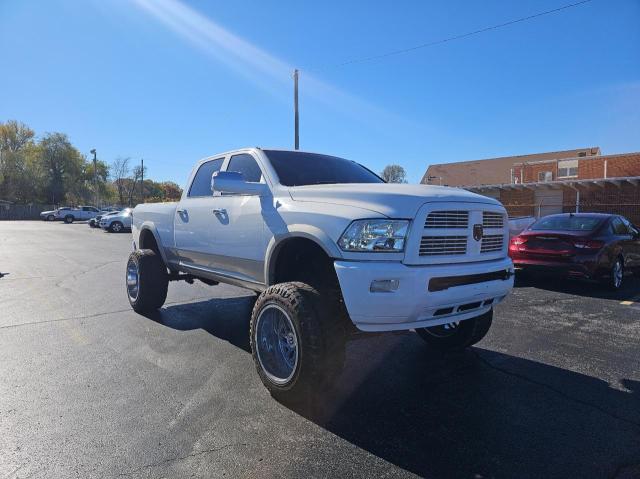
127,148,513,400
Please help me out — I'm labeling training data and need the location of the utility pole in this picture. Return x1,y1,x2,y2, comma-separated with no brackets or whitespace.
140,159,144,204
293,69,299,150
90,149,98,207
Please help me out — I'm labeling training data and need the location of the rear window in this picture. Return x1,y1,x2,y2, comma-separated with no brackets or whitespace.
189,158,224,197
530,216,603,231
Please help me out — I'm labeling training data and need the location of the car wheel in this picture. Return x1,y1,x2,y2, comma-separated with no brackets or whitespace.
604,257,624,291
250,282,346,403
110,221,123,233
47,215,55,221
64,215,74,224
416,309,493,351
126,249,168,313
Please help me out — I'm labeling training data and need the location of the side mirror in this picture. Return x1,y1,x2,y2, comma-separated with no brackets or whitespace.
211,171,267,196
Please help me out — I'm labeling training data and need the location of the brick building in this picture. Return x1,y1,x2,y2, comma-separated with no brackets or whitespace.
421,149,640,224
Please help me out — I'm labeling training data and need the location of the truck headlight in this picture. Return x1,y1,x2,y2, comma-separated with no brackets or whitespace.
338,219,409,252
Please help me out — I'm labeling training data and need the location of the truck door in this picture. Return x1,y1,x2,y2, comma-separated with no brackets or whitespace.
174,157,225,269
207,153,270,284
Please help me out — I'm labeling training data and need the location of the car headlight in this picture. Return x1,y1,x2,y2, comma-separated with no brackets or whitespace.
338,219,409,252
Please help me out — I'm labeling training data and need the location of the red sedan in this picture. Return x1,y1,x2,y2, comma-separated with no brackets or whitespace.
509,213,640,290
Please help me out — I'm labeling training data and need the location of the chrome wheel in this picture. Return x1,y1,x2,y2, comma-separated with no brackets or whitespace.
47,215,54,221
613,260,623,289
126,260,139,301
423,321,461,338
254,304,299,385
112,222,122,232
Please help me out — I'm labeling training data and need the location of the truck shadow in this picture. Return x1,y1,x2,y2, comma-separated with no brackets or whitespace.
142,299,640,479
514,273,640,301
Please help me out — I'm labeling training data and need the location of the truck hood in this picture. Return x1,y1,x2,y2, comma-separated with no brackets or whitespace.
288,183,500,218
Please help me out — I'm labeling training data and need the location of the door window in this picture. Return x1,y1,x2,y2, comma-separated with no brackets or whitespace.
188,158,224,197
226,154,263,183
620,217,638,236
612,217,629,235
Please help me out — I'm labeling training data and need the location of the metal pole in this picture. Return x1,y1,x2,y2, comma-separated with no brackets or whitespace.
141,159,144,204
91,149,98,207
293,69,299,150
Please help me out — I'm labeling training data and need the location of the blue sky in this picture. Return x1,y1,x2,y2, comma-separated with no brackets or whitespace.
1,0,639,185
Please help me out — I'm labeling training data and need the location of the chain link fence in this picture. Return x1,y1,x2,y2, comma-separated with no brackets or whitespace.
0,204,56,220
503,202,640,225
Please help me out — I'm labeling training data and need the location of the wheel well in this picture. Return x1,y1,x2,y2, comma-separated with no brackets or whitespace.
271,237,337,289
139,229,161,256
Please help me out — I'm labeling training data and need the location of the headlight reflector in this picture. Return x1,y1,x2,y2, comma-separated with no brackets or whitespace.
338,219,409,252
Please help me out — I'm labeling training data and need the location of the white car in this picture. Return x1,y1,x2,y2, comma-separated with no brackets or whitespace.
100,208,132,232
40,207,72,221
127,148,514,400
45,206,100,223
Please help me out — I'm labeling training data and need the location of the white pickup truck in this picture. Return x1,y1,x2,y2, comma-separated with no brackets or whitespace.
128,148,513,400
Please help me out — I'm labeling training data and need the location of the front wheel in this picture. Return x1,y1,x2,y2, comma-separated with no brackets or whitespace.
416,309,493,351
250,282,345,402
110,221,123,233
64,215,74,224
47,215,55,221
126,249,168,313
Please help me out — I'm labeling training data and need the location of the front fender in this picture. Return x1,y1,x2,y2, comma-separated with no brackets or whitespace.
264,226,343,286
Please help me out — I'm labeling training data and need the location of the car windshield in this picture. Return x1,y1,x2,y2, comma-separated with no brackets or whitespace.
530,215,603,231
264,150,384,186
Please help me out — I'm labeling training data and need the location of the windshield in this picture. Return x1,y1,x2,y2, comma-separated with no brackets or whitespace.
264,150,384,187
530,215,603,231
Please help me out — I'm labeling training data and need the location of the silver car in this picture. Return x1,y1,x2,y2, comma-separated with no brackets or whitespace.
100,208,132,233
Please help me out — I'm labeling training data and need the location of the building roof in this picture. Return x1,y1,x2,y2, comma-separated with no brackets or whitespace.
421,147,601,187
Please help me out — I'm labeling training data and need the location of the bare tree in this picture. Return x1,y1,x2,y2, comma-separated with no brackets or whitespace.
381,164,407,183
126,163,147,206
111,157,130,206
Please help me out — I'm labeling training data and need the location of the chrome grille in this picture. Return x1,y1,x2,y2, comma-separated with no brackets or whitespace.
420,236,467,256
481,234,504,253
483,211,504,228
424,211,468,229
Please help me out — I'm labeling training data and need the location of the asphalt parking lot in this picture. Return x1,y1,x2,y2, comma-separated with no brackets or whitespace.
1,221,639,479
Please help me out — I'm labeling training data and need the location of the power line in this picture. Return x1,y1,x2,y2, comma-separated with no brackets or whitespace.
307,0,593,71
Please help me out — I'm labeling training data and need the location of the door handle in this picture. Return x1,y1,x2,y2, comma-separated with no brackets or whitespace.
212,208,226,215
177,208,187,215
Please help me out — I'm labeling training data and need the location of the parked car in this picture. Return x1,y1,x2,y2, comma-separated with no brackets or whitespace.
40,206,72,221
89,210,121,228
54,206,101,223
508,216,536,237
509,213,640,290
100,208,132,232
127,148,514,401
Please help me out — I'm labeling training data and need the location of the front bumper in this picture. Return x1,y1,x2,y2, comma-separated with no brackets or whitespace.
334,257,514,332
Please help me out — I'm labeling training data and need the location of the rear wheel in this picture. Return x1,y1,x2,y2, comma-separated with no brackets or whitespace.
126,249,168,313
64,215,74,224
416,309,493,351
250,282,345,403
603,257,624,291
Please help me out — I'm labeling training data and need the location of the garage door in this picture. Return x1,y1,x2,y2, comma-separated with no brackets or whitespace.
534,188,563,218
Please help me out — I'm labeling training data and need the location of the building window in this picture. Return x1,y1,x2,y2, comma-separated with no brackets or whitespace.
557,159,578,178
578,152,587,157
538,171,553,182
